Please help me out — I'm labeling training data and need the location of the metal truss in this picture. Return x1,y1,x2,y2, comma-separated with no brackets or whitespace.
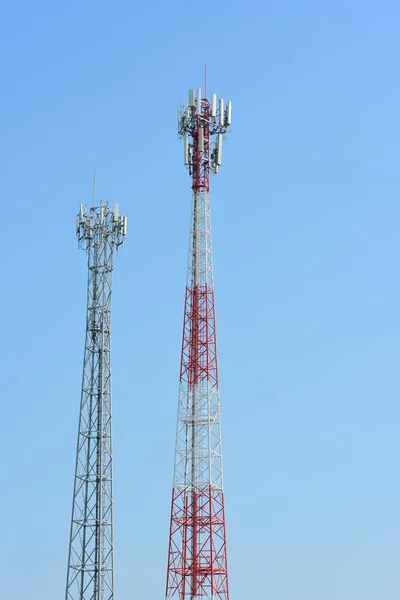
66,202,126,600
166,88,231,600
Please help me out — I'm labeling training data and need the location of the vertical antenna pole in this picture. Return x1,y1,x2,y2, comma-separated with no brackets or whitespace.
92,171,97,207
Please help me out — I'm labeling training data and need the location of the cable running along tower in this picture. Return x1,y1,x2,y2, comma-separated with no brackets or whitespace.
166,87,232,600
66,200,127,600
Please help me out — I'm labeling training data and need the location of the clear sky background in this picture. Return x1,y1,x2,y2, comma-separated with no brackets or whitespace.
0,0,399,598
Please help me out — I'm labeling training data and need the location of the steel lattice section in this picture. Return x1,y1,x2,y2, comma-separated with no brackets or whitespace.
167,487,229,600
66,203,126,600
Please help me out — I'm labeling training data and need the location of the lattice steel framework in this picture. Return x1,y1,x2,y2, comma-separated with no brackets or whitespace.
66,201,127,600
166,87,232,600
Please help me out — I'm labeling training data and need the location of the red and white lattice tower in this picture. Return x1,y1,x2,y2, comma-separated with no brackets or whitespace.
166,87,232,600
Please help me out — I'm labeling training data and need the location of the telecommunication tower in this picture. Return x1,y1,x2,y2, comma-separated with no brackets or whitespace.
66,200,127,600
166,87,232,600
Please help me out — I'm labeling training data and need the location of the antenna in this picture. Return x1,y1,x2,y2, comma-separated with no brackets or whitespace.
217,133,222,165
196,88,202,115
199,127,204,152
219,98,224,126
211,93,217,118
226,101,232,126
184,134,189,165
92,171,96,207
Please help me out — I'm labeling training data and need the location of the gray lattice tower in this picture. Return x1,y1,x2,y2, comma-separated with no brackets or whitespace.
66,201,127,600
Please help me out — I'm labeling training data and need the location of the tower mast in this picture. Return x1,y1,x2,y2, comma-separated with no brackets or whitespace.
166,87,232,600
66,200,127,600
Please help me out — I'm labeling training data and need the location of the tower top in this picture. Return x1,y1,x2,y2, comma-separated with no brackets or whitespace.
76,202,127,252
178,88,232,178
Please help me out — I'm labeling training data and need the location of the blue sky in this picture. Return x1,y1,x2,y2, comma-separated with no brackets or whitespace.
0,0,399,598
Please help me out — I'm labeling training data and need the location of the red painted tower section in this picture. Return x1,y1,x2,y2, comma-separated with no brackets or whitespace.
165,88,232,600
